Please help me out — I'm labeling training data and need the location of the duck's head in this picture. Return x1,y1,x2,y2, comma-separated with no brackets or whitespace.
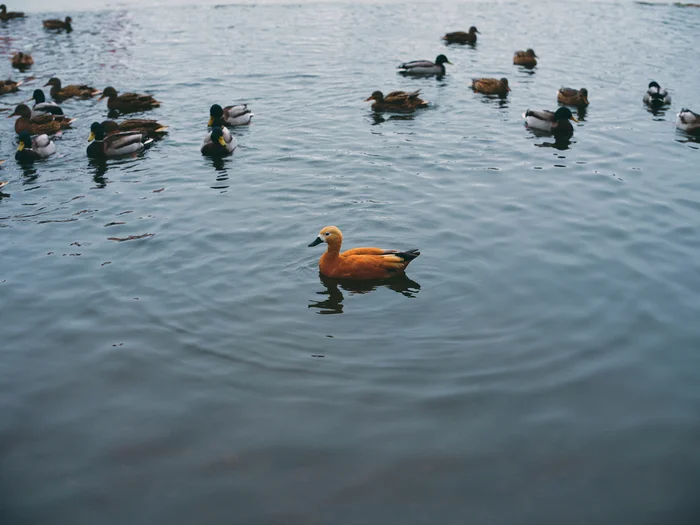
0,5,6,13
65,16,72,23
526,48,537,58
210,126,227,147
44,77,61,88
500,78,511,91
31,89,46,103
88,121,105,142
435,54,452,66
579,88,589,104
554,107,578,122
309,226,343,247
98,86,118,101
365,91,384,102
17,132,32,151
648,81,660,90
469,26,479,34
208,104,224,126
8,104,31,119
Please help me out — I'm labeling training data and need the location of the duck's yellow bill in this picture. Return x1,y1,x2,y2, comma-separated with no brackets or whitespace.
446,60,453,64
88,132,95,141
207,117,214,126
17,142,25,151
97,95,105,101
570,116,579,122
218,136,226,146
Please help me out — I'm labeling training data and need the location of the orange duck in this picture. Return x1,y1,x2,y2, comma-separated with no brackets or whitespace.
308,226,420,280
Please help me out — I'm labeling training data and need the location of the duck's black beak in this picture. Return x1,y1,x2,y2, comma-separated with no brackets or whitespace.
308,237,323,247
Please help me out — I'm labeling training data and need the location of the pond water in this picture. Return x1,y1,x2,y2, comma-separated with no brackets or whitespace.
1,2,699,524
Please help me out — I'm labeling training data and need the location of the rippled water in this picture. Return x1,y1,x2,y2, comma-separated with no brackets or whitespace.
1,1,700,523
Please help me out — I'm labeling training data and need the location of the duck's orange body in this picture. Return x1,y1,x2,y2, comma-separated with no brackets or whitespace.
309,226,419,280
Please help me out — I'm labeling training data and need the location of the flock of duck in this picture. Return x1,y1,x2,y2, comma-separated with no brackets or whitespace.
1,10,699,280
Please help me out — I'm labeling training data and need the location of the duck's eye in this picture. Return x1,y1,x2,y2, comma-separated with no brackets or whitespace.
325,232,330,236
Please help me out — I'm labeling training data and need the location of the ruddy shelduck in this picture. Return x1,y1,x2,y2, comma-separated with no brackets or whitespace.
308,226,420,280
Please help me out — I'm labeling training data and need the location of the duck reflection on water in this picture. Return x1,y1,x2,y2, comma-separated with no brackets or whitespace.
309,273,421,315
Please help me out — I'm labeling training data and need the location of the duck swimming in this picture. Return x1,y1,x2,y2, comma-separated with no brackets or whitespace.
0,79,21,95
15,131,56,161
557,87,589,107
524,107,578,137
87,121,153,158
676,109,700,135
365,90,429,112
11,52,33,70
442,27,479,44
0,4,24,19
44,78,100,101
201,126,236,157
643,81,671,107
209,103,253,127
513,49,537,67
8,104,74,135
472,77,510,95
29,89,64,118
398,54,452,76
43,16,72,32
308,226,420,280
98,86,161,115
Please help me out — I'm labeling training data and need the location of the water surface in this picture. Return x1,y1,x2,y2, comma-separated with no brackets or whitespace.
1,2,700,524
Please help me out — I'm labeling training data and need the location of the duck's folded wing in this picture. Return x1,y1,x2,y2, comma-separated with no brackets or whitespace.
225,104,250,118
31,114,54,125
343,247,394,256
559,87,578,96
105,132,145,149
399,60,434,69
525,109,554,120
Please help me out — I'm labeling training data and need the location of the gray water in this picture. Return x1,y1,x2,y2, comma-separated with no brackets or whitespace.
1,2,700,524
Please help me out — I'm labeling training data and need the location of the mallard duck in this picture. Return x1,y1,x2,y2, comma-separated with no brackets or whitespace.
98,86,160,115
87,121,153,158
0,4,24,19
209,104,253,127
44,78,100,101
15,131,56,161
308,226,420,280
472,77,510,95
365,90,429,112
442,26,479,44
557,87,589,106
29,89,64,118
0,79,21,95
513,49,537,67
201,126,236,156
398,54,452,76
101,119,168,139
11,52,33,70
524,107,578,137
676,109,700,135
43,16,72,32
8,104,74,135
643,81,671,107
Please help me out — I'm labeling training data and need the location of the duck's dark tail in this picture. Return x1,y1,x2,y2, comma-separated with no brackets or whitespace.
396,249,420,262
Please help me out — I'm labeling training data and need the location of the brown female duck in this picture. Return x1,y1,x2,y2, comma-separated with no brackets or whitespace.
8,104,75,135
11,52,33,70
472,77,510,95
43,16,72,32
0,4,24,19
101,119,168,139
44,77,100,101
365,90,429,112
98,86,161,115
442,26,479,44
513,49,537,67
0,79,21,95
557,87,589,107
